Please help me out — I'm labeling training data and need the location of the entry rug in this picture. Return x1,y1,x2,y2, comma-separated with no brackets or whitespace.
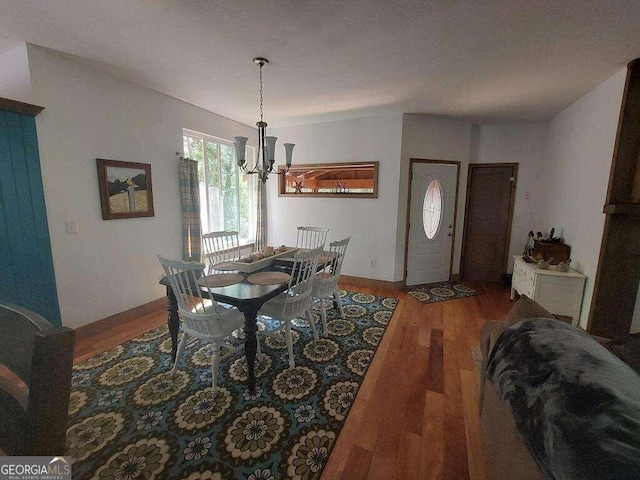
406,282,477,304
66,291,398,480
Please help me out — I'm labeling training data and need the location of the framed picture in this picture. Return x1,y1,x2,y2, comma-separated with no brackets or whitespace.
277,161,379,198
96,158,155,220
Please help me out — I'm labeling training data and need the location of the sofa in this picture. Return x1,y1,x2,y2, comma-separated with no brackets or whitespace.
479,295,640,480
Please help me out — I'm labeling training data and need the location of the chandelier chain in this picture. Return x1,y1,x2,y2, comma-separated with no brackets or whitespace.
259,63,264,123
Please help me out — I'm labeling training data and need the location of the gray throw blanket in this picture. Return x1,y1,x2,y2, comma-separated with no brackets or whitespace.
486,318,640,480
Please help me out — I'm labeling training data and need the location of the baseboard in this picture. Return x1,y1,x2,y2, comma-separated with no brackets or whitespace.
74,297,166,339
339,275,404,290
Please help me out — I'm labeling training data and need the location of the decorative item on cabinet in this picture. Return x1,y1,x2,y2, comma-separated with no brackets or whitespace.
532,239,570,265
523,230,535,256
537,259,550,270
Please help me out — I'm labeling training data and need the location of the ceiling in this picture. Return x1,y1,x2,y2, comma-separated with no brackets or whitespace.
1,0,639,127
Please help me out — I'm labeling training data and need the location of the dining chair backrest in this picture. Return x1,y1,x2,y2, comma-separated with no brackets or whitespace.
319,236,351,282
310,238,350,329
157,255,226,337
203,231,241,267
0,303,74,455
288,246,324,298
296,226,329,250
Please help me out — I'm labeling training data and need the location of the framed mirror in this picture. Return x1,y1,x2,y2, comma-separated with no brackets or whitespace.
278,161,378,198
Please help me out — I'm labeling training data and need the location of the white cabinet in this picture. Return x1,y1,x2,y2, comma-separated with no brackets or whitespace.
511,255,587,325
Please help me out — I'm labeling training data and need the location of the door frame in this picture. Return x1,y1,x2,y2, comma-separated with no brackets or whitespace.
404,158,461,286
460,163,518,282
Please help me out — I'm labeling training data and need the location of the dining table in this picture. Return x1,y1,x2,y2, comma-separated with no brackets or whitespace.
159,261,293,393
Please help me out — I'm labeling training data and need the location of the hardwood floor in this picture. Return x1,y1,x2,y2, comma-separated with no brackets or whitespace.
73,281,513,480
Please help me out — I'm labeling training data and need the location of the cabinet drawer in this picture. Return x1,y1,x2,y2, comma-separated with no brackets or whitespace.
513,260,527,278
513,270,535,298
514,260,534,283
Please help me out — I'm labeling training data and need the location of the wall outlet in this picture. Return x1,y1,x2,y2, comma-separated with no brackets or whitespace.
369,258,376,268
525,191,531,200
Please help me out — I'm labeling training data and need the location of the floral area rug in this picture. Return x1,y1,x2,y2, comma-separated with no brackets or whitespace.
67,290,398,480
406,282,477,304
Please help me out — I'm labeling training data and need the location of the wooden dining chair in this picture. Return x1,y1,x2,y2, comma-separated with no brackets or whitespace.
312,236,351,335
157,255,247,394
202,231,241,273
0,303,75,455
259,246,324,368
296,226,329,250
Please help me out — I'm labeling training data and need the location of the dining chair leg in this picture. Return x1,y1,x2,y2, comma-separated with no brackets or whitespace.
172,333,188,374
211,341,221,395
319,298,328,336
256,334,263,361
285,321,295,368
307,310,319,341
334,292,345,319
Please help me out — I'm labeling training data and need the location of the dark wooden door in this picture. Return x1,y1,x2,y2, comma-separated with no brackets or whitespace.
462,164,517,283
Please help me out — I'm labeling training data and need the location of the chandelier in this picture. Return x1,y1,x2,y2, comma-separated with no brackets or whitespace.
234,57,294,183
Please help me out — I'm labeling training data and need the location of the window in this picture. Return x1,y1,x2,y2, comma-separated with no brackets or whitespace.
423,179,442,239
183,129,255,245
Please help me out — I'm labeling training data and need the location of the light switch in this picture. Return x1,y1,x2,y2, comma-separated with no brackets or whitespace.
65,220,78,234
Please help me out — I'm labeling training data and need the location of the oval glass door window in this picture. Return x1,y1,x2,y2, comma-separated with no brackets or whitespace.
423,179,443,239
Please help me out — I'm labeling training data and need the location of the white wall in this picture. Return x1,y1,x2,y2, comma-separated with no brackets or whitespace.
545,68,626,328
471,122,549,271
396,114,472,280
0,43,32,103
268,114,403,281
25,45,255,329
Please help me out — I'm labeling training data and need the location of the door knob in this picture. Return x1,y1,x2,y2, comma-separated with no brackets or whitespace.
448,233,453,237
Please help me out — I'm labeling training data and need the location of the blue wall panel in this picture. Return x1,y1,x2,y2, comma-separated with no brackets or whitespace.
0,110,61,326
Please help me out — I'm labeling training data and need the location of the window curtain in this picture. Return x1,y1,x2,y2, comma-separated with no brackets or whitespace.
179,157,202,262
255,178,267,251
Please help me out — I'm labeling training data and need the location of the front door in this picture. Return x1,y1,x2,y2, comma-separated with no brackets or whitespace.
406,162,457,286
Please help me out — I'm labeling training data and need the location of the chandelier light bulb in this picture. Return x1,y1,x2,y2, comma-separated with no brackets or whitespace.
265,136,278,163
284,143,295,168
234,136,248,164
